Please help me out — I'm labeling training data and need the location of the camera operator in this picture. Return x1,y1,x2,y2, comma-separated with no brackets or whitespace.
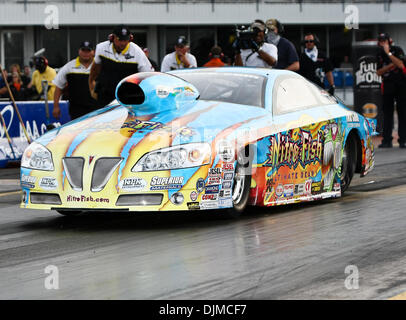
234,22,277,68
376,32,406,148
265,19,299,71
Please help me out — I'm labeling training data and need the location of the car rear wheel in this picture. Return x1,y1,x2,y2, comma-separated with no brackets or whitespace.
227,147,252,218
340,137,356,194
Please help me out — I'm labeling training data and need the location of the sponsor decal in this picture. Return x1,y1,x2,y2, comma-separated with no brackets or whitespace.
66,195,109,203
264,129,323,169
275,184,283,197
217,140,235,162
196,178,205,193
39,177,58,190
21,174,36,189
283,184,294,197
223,172,234,181
219,189,232,198
200,201,219,209
121,119,165,132
222,181,232,189
207,176,221,185
209,167,222,176
156,86,170,98
150,176,184,190
187,202,200,210
219,197,233,207
222,163,234,171
294,183,304,196
201,194,218,201
333,183,341,192
311,182,322,194
119,177,147,191
205,185,220,194
190,191,198,201
304,180,312,196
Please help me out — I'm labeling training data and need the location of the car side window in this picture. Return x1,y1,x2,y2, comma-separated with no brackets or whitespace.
273,75,336,116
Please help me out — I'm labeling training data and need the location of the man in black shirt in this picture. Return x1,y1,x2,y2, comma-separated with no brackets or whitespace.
299,33,335,95
376,32,406,148
265,19,299,71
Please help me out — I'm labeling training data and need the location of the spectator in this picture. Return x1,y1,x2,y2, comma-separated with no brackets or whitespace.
340,55,353,69
53,41,98,120
0,70,7,98
23,65,32,85
376,32,406,148
9,72,26,100
89,25,153,107
298,33,335,95
28,56,56,101
234,21,277,68
265,19,300,71
142,48,159,71
203,46,225,67
161,36,197,72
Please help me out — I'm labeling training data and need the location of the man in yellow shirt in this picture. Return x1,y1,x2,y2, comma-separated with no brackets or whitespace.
28,56,56,101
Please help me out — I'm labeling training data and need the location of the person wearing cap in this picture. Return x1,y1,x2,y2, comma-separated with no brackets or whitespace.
52,41,98,120
265,19,299,71
298,33,335,95
161,36,197,72
27,56,56,101
203,46,225,68
89,25,153,107
376,32,406,148
234,21,277,68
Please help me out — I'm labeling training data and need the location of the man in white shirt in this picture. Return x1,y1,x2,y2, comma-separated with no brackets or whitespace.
89,25,153,107
161,36,197,72
53,41,98,120
234,21,278,68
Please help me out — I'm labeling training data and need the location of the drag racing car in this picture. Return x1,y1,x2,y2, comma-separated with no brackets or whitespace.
20,67,376,216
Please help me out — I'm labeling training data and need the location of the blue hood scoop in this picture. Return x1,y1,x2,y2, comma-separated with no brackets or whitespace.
115,72,200,115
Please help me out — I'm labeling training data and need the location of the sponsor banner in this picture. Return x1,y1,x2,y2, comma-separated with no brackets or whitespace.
0,101,70,164
222,180,232,189
150,176,184,190
187,202,200,210
283,184,294,197
200,201,219,210
21,174,36,189
205,185,220,194
223,172,234,181
66,195,109,203
119,177,147,191
39,177,58,190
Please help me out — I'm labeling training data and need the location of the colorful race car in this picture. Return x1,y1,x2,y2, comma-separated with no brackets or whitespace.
20,67,376,217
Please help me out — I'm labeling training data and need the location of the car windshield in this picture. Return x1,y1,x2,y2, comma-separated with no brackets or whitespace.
174,71,266,108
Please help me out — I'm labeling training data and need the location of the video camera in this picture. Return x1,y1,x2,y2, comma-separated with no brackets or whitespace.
235,26,259,50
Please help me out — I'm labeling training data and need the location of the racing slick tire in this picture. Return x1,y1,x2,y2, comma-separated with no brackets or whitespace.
340,135,356,194
227,146,253,218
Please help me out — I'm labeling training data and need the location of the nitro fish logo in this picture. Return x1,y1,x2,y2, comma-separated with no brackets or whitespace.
264,129,323,169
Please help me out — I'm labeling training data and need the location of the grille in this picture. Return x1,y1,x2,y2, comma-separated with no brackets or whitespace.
116,194,163,206
91,157,123,192
30,193,62,205
63,157,84,191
